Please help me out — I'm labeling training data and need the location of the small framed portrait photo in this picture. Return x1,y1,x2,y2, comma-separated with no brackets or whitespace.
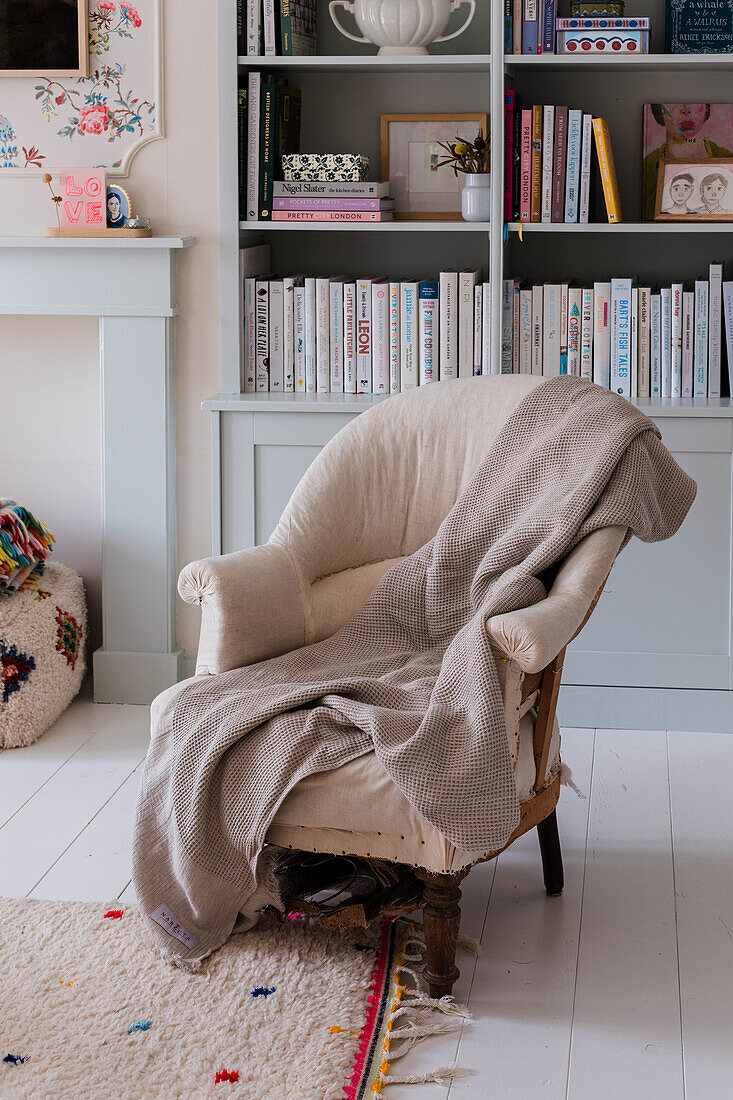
381,113,488,220
106,184,132,229
654,157,733,221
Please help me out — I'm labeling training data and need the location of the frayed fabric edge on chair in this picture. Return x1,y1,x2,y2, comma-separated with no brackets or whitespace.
559,762,586,800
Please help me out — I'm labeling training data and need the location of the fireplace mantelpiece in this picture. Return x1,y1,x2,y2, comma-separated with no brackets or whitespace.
0,236,195,704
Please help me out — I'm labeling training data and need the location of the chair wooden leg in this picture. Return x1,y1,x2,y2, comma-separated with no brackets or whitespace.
537,809,564,896
415,869,465,999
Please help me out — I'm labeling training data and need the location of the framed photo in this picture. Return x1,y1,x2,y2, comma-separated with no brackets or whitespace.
106,184,132,228
381,113,489,220
0,0,89,78
654,157,733,221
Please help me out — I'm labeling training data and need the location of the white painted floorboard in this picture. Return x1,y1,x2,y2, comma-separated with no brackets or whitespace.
3,704,733,1099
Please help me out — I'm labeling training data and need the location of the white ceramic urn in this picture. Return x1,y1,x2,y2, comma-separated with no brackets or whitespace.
329,0,476,55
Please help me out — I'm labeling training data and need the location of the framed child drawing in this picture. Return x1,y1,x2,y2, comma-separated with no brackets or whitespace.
654,158,733,220
0,0,89,78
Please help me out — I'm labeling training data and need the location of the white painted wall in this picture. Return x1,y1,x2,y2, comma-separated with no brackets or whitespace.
0,0,219,659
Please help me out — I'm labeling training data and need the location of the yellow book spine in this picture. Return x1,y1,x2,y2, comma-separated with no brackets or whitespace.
592,118,623,224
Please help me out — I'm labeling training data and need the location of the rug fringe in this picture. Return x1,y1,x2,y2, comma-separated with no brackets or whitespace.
377,1061,471,1087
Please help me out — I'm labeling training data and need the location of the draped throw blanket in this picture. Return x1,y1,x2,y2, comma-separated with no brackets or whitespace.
132,377,696,968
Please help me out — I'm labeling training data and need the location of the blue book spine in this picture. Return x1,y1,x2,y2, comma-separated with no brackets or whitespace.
666,0,733,53
505,0,513,53
542,0,556,52
611,277,633,398
522,0,539,53
564,109,583,223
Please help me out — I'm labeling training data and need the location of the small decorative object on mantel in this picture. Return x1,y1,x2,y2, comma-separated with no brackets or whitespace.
556,16,650,53
666,0,733,53
281,153,370,181
434,129,490,222
41,170,152,237
329,0,476,55
381,113,488,220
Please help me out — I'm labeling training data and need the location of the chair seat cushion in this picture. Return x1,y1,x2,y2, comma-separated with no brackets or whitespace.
266,711,560,874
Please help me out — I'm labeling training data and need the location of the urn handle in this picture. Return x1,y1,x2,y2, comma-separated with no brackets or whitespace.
328,0,370,43
433,0,476,43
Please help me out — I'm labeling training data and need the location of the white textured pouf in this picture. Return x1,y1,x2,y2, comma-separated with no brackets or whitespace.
0,562,86,748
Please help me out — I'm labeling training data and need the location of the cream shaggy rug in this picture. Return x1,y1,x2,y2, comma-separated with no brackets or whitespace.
1,898,471,1100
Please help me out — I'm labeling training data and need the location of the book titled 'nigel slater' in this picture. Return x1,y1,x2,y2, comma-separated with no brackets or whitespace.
666,0,733,53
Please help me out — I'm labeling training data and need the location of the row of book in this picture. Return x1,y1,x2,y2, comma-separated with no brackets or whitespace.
240,73,302,222
239,253,492,393
505,2,651,55
501,264,733,398
237,0,316,56
504,94,621,224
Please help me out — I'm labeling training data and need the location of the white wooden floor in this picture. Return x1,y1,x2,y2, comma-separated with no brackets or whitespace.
2,702,732,1099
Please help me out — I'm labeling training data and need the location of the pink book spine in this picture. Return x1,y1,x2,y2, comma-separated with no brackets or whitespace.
271,210,393,222
520,110,532,222
682,290,694,398
273,197,388,211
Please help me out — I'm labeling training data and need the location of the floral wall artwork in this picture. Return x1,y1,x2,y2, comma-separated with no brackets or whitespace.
0,0,161,175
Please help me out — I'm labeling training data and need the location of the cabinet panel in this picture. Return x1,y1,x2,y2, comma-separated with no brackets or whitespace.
254,444,324,544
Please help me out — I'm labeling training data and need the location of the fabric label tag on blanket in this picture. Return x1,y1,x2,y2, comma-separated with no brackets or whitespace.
150,904,198,948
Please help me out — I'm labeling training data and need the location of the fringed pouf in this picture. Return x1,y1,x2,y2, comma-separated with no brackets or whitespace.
0,562,86,748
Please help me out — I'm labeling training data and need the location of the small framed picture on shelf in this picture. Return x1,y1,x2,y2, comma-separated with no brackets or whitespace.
0,0,89,78
106,185,132,228
654,158,733,221
381,113,489,221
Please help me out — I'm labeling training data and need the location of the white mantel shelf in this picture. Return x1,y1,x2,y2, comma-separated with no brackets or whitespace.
0,235,195,704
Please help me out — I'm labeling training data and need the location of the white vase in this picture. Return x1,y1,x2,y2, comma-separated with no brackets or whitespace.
461,173,491,222
329,0,476,55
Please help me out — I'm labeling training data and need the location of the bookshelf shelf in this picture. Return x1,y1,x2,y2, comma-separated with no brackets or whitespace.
237,53,491,72
508,222,733,234
239,220,490,232
506,52,733,73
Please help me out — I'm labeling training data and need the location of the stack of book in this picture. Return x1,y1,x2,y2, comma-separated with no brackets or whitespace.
505,95,622,223
501,264,733,398
239,247,491,393
242,72,302,221
238,0,317,56
273,180,395,223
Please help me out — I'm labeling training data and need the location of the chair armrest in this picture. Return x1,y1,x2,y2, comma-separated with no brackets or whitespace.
484,526,626,674
178,543,306,675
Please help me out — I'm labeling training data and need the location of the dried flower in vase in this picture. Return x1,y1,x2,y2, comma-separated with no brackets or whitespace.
42,173,62,228
435,130,490,176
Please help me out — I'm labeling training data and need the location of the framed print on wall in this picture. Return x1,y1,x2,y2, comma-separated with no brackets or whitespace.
0,0,89,78
654,157,733,220
381,113,489,220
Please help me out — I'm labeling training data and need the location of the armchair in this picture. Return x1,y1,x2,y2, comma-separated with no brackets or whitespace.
179,376,625,998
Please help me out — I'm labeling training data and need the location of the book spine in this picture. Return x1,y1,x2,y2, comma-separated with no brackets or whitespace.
578,114,593,223
564,109,582,223
304,277,316,393
273,197,390,211
682,290,694,398
530,105,543,222
274,181,390,197
370,282,389,395
258,83,278,221
269,280,284,392
279,0,292,54
459,271,479,377
709,263,723,398
592,281,611,388
660,287,672,399
513,0,522,53
238,86,248,222
474,284,483,375
693,280,709,399
551,107,568,223
389,281,401,392
330,280,344,393
439,272,458,379
244,276,257,392
246,72,260,221
246,0,261,55
543,284,561,376
294,284,306,392
559,282,569,373
542,0,556,51
400,282,419,390
630,286,638,400
419,281,440,385
255,277,269,391
263,0,277,54
356,279,372,393
271,211,393,222
523,0,539,53
592,117,623,224
504,92,517,223
501,279,514,374
519,288,532,374
610,278,632,397
315,277,330,393
343,281,357,394
282,277,297,393
512,94,523,222
650,293,661,399
541,106,554,222
504,0,513,53
567,287,582,376
512,281,521,374
671,282,683,398
531,284,543,374
519,110,532,222
637,287,651,398
580,287,594,379
723,283,733,397
482,283,492,375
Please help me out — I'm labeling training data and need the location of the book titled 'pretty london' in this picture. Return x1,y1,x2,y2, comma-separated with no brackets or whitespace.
666,0,733,53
